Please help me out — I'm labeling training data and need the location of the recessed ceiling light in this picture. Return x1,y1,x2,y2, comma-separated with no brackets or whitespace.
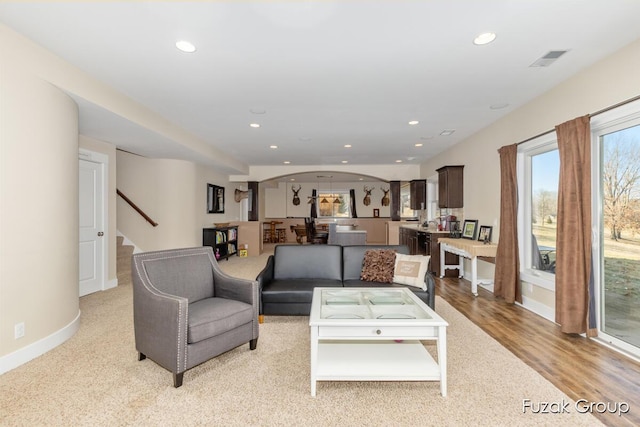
250,123,260,128
359,178,364,181
395,160,403,163
415,143,423,147
408,120,419,125
270,145,278,149
440,130,455,136
342,160,348,164
473,32,496,45
344,144,352,148
284,161,291,164
175,40,196,53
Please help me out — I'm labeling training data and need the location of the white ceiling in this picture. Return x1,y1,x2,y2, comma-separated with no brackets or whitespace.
3,1,640,179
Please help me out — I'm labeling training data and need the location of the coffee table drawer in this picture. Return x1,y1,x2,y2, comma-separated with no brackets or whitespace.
318,325,435,338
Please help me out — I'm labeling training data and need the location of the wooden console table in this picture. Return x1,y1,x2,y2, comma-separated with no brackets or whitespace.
438,237,498,296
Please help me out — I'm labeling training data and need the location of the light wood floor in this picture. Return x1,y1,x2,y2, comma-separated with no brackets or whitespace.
436,277,640,427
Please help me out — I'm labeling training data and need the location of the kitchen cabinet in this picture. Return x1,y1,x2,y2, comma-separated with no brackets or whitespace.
409,179,426,210
399,226,426,256
436,166,464,208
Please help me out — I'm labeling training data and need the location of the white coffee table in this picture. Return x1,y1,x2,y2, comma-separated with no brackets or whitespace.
308,287,448,397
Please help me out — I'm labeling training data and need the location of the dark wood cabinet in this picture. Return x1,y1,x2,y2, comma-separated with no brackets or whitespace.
399,227,427,256
390,180,401,221
247,181,259,221
437,166,464,208
203,226,239,261
426,231,459,277
409,179,426,210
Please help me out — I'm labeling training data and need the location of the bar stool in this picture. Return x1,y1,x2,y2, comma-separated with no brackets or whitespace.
276,228,287,243
263,223,272,243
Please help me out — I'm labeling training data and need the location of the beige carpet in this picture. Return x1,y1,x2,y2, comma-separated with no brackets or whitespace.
0,251,603,426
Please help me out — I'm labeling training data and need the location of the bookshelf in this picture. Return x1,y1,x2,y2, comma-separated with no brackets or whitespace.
203,226,239,261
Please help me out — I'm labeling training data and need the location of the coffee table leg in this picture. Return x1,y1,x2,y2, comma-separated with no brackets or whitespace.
438,325,447,397
310,327,318,397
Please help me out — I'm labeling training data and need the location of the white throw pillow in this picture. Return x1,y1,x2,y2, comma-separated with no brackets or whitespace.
393,254,430,290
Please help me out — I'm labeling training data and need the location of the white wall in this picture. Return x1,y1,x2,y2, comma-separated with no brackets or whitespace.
264,180,392,218
421,38,640,316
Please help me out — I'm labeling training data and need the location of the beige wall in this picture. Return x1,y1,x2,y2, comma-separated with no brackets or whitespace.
116,151,243,251
421,38,640,317
0,65,80,361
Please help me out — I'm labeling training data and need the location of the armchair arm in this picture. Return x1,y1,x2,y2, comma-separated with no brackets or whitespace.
132,274,188,374
211,261,260,339
212,266,258,306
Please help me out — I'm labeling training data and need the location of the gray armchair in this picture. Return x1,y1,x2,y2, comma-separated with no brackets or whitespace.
132,246,259,387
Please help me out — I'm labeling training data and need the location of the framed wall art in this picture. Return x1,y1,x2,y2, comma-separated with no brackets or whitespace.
461,219,478,239
207,184,225,214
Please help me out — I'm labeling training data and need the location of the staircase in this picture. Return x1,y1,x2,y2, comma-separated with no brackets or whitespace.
117,236,135,286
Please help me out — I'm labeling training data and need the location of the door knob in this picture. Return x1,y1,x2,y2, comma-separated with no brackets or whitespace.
97,232,104,237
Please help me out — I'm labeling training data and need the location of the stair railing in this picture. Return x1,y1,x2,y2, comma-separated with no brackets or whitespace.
116,189,159,227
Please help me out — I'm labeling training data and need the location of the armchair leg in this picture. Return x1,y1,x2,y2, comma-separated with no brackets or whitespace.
173,372,184,388
258,314,264,324
250,338,258,350
138,352,146,361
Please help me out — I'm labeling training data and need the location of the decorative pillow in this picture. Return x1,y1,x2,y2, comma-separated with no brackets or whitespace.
360,249,397,283
393,254,430,290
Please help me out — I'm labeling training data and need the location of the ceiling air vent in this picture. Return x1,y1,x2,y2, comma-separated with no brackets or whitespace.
529,50,569,67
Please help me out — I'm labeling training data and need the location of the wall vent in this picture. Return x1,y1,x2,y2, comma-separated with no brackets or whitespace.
529,50,569,67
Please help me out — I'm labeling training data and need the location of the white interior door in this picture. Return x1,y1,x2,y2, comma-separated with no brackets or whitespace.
79,157,105,296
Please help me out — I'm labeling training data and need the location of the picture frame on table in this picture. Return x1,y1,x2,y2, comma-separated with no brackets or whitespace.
477,225,493,242
461,219,478,239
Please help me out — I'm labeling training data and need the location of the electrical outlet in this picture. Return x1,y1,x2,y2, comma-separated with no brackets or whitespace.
14,322,25,339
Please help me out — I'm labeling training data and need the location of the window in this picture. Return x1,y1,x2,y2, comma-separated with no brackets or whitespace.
317,190,351,217
592,99,640,358
518,133,559,290
400,182,414,218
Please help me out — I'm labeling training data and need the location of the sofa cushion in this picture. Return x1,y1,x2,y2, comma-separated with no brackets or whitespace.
393,254,430,290
261,279,343,304
273,244,343,281
360,249,396,283
188,297,253,344
343,245,409,281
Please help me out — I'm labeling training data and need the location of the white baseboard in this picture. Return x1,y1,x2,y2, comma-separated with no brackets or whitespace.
0,310,81,375
518,296,555,322
105,278,118,290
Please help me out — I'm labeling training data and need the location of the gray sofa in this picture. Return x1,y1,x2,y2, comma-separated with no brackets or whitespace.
256,244,435,316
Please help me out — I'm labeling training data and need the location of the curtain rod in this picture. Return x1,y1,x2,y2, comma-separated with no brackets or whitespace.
516,93,640,146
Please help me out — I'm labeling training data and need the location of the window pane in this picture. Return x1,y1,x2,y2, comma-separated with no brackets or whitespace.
400,182,413,217
531,150,559,273
318,192,350,217
601,124,640,348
